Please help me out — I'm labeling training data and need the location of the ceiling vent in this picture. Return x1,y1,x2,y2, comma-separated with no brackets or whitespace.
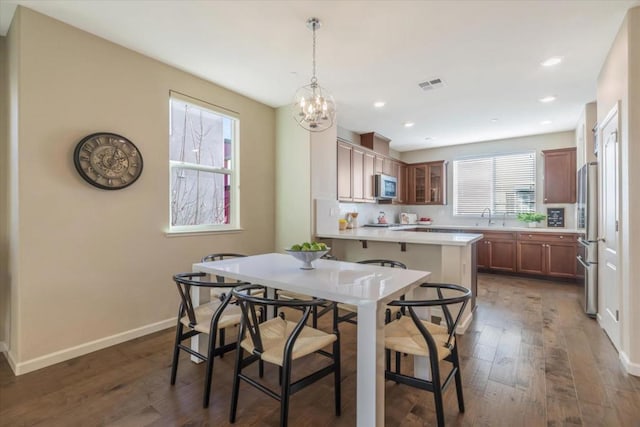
418,77,445,91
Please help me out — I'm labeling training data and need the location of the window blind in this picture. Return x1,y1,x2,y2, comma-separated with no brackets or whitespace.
453,152,536,215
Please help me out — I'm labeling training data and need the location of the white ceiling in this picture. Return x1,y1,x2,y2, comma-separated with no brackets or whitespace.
1,0,638,151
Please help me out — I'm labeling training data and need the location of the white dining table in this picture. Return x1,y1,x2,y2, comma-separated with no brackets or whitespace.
192,253,430,427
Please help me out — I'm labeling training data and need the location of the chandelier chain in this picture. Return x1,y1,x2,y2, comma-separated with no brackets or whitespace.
311,21,317,84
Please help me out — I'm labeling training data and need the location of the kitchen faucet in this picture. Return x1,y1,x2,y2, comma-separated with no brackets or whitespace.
481,207,494,226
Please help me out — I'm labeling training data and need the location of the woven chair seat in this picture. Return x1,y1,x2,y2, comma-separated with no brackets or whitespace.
240,317,337,367
384,316,453,360
180,300,241,334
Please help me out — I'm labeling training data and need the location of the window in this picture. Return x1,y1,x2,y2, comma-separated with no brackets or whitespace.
453,151,536,216
169,93,239,231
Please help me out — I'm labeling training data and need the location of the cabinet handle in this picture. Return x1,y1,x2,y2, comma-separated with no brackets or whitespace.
559,236,564,239
544,198,548,202
528,234,532,238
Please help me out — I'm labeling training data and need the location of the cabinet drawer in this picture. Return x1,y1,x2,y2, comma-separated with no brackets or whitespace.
517,232,577,242
478,231,517,241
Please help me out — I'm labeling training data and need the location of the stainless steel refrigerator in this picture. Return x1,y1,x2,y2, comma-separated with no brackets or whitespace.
577,162,598,317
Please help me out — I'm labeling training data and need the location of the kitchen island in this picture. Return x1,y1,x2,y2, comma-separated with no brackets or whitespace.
316,227,483,332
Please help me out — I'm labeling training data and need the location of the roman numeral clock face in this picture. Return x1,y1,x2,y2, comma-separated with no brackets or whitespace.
73,132,143,190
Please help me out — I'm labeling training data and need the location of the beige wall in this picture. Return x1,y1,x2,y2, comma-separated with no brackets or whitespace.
5,8,276,372
275,105,312,249
275,105,337,250
597,5,640,374
400,131,577,227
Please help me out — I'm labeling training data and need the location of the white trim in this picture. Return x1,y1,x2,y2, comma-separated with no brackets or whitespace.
3,349,18,373
0,341,7,353
9,318,176,376
456,311,473,334
620,351,640,376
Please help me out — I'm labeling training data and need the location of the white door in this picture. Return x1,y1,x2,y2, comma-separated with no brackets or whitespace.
599,105,620,349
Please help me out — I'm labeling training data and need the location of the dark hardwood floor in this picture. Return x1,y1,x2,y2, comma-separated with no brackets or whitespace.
2,274,640,426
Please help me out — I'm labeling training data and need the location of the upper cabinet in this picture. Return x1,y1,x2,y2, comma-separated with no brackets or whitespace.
407,161,447,205
337,139,395,203
542,147,576,203
337,141,353,201
360,132,391,156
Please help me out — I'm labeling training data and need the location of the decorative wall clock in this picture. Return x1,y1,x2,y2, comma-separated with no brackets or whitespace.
73,132,143,190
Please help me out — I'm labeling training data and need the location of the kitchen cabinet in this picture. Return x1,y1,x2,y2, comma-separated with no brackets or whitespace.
407,161,447,205
396,162,407,203
337,140,388,203
516,232,578,278
351,147,365,201
476,231,517,272
363,151,376,202
360,132,391,156
543,147,576,203
337,141,352,201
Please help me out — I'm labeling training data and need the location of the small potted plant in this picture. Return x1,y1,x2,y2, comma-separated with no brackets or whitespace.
517,212,546,228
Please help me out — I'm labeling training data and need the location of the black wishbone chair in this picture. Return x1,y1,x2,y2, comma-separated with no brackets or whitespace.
200,253,248,352
385,283,471,427
170,272,250,408
230,284,341,427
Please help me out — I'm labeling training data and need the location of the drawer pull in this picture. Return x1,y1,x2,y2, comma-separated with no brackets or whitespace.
559,236,564,239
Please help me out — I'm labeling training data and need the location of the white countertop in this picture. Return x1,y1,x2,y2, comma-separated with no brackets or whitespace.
390,224,581,233
316,227,484,246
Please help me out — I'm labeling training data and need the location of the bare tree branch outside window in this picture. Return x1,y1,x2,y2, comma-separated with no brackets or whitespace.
170,97,236,228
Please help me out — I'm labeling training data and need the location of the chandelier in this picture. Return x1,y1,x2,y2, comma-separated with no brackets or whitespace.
293,17,336,132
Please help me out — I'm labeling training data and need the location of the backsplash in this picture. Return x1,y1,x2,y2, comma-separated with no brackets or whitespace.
338,202,576,229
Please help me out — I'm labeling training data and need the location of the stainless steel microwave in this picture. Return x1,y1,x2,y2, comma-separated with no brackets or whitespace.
375,174,397,199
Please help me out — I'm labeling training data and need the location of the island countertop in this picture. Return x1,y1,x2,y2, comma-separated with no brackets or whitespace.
316,228,483,246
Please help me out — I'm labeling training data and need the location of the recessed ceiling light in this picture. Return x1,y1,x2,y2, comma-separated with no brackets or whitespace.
373,101,386,108
540,120,552,125
404,122,415,128
541,56,563,67
490,118,499,122
539,95,556,103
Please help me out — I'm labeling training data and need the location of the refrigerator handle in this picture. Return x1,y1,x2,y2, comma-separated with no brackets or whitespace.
577,255,590,268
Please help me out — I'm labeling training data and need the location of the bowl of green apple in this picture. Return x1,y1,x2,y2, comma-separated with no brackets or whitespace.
285,242,331,270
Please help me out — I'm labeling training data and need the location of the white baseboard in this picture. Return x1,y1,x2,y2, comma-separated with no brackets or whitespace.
10,317,176,376
0,341,7,353
620,351,640,377
456,311,473,334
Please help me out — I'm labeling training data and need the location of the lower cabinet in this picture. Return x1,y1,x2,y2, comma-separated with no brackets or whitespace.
478,230,579,279
516,232,578,278
477,231,517,272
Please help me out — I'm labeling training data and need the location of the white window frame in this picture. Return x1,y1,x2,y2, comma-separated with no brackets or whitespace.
168,91,241,234
452,151,536,217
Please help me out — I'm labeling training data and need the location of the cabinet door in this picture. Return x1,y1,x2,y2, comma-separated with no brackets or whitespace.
543,147,576,203
383,158,394,176
337,142,352,201
546,242,578,278
352,148,365,202
408,164,427,204
426,161,446,205
489,240,517,271
374,156,384,175
363,152,376,202
477,239,490,268
517,241,545,275
396,163,407,203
